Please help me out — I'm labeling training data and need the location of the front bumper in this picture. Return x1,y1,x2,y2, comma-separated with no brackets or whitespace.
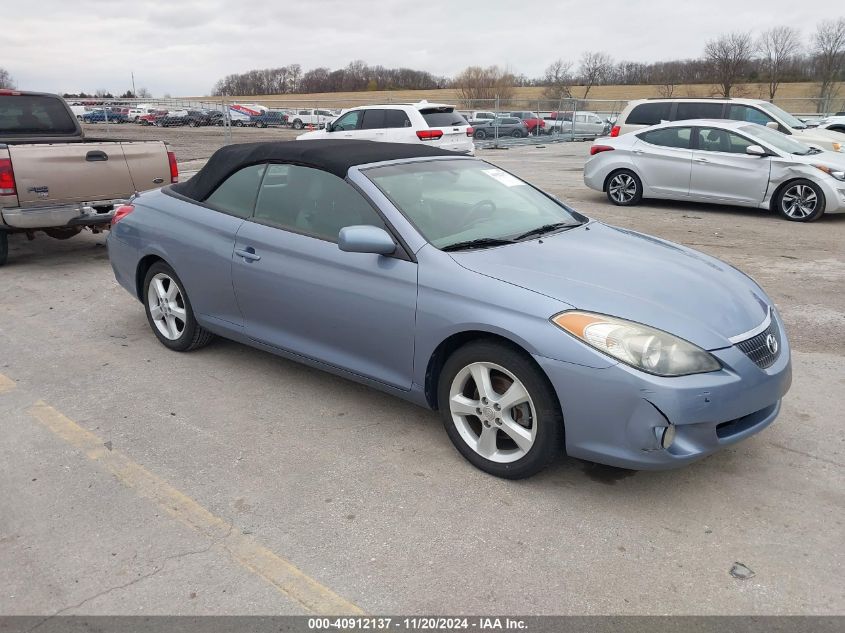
533,314,792,470
0,199,123,229
817,177,845,214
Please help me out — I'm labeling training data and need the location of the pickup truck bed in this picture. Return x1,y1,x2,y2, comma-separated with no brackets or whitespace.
0,90,176,265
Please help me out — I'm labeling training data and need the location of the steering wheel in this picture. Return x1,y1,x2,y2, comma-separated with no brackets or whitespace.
466,199,497,224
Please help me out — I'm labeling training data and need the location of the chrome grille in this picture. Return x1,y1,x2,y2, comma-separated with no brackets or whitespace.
735,315,781,369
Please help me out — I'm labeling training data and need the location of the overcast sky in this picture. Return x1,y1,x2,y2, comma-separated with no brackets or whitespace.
1,0,836,96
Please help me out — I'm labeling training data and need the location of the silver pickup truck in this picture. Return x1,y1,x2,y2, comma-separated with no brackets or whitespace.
0,89,176,266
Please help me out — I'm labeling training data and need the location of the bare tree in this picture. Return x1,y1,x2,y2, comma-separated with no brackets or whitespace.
136,87,151,99
758,26,801,99
453,65,515,105
812,18,845,112
578,52,613,100
0,67,14,89
541,59,573,100
704,31,754,98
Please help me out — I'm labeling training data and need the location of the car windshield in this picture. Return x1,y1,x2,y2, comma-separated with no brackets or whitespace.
758,102,807,129
364,159,585,249
739,124,814,155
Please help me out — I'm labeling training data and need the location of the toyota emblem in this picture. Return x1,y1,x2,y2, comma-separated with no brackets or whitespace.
765,333,778,355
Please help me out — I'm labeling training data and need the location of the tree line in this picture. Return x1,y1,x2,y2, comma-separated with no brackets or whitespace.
2,18,841,110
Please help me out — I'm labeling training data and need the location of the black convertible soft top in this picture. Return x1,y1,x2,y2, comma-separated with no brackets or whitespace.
171,139,461,201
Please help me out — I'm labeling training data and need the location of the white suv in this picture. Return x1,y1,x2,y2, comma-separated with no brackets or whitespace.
297,101,474,154
612,98,845,153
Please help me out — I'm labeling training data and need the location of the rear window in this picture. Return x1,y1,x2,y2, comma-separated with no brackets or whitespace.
384,109,411,128
0,95,77,135
626,102,671,126
675,102,724,120
637,127,692,149
420,107,467,127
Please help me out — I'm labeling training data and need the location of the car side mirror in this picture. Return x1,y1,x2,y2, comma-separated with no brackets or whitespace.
765,121,779,130
325,122,334,132
745,144,768,157
338,225,396,255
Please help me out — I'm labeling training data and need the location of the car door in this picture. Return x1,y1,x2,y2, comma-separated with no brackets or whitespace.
383,109,413,143
630,126,693,197
689,127,771,205
232,164,418,389
328,109,364,139
359,109,388,142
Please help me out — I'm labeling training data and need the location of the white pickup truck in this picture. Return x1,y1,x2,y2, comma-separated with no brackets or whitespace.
288,108,336,130
0,90,176,266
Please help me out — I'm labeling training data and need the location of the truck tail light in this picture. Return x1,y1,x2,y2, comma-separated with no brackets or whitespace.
112,204,135,225
610,125,621,137
167,150,179,183
466,127,473,137
416,129,443,141
0,158,16,196
590,145,615,156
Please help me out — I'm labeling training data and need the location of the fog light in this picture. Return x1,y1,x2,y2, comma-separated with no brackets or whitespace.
655,425,676,450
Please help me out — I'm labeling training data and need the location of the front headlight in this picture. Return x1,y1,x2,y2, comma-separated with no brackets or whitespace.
551,311,721,377
832,142,842,153
813,164,845,180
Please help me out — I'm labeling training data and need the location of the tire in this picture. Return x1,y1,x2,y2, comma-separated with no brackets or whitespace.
511,129,523,138
43,227,82,240
143,262,214,352
605,169,643,206
292,119,304,130
189,120,199,127
474,129,487,140
0,231,8,267
775,179,825,222
437,340,564,479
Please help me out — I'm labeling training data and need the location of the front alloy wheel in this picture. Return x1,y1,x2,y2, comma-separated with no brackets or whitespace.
606,170,643,206
438,341,563,479
777,180,825,222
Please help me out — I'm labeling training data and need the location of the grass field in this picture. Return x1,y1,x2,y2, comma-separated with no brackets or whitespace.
191,82,842,113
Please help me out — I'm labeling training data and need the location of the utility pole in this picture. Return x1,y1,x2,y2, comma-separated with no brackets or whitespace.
131,71,136,98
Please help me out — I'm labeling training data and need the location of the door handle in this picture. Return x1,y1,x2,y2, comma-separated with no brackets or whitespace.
632,149,644,155
695,157,710,163
235,248,261,262
86,150,109,161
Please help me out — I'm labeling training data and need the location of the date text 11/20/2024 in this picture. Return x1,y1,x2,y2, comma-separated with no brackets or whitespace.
308,617,528,630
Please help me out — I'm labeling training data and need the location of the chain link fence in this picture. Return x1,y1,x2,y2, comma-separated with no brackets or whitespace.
66,94,845,171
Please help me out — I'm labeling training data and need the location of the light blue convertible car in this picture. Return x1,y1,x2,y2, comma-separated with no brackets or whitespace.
108,140,792,479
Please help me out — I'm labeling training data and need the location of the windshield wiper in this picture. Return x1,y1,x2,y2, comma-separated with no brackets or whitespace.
512,222,578,241
441,237,515,252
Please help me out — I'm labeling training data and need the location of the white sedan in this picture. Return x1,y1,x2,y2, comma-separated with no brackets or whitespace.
584,119,845,222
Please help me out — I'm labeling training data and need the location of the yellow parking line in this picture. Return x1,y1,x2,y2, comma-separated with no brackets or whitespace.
27,401,364,615
0,373,15,394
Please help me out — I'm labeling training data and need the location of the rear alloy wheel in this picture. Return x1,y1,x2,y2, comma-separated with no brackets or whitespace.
511,129,523,138
474,129,487,140
606,169,643,206
776,180,825,222
143,262,213,352
292,119,304,130
438,341,563,479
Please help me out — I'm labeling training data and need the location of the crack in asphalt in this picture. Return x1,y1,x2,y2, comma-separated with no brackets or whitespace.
25,523,235,631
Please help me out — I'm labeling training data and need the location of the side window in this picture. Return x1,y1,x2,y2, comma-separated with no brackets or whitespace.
728,105,775,127
205,164,267,218
333,110,361,131
696,128,754,154
253,165,387,242
298,110,310,116
384,109,412,128
626,102,671,126
575,114,587,123
637,127,692,149
361,109,386,130
675,102,724,120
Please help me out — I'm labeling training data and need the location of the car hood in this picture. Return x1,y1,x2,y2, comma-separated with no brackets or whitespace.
449,222,771,351
792,127,845,149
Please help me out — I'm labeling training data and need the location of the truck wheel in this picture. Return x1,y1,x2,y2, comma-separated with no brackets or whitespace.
0,232,8,267
43,227,82,240
292,119,304,130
